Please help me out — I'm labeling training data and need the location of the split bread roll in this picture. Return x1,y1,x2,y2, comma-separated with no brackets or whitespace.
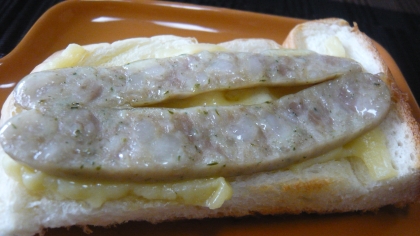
0,19,420,236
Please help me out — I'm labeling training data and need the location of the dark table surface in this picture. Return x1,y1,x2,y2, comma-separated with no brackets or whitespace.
1,0,419,103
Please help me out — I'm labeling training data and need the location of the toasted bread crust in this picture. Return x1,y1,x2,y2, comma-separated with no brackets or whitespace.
392,82,420,170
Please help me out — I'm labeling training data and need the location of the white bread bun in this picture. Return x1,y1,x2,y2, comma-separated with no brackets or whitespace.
1,22,420,235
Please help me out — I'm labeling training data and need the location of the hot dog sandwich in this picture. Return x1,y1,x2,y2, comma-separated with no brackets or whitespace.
0,19,419,235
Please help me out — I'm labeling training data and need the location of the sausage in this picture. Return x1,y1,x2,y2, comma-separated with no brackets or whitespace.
13,50,362,110
0,72,390,182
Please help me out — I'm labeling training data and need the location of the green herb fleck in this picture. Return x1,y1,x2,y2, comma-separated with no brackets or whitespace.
164,90,169,95
80,165,84,169
96,165,102,171
194,83,200,89
168,110,174,114
215,109,220,116
194,145,202,153
70,102,80,109
11,124,17,129
207,162,218,166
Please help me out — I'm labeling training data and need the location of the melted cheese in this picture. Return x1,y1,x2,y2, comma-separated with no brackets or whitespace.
344,127,397,180
324,36,346,58
41,44,89,70
2,155,232,209
35,41,226,71
290,127,397,181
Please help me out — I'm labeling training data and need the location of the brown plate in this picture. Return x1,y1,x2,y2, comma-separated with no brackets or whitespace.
0,1,419,235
